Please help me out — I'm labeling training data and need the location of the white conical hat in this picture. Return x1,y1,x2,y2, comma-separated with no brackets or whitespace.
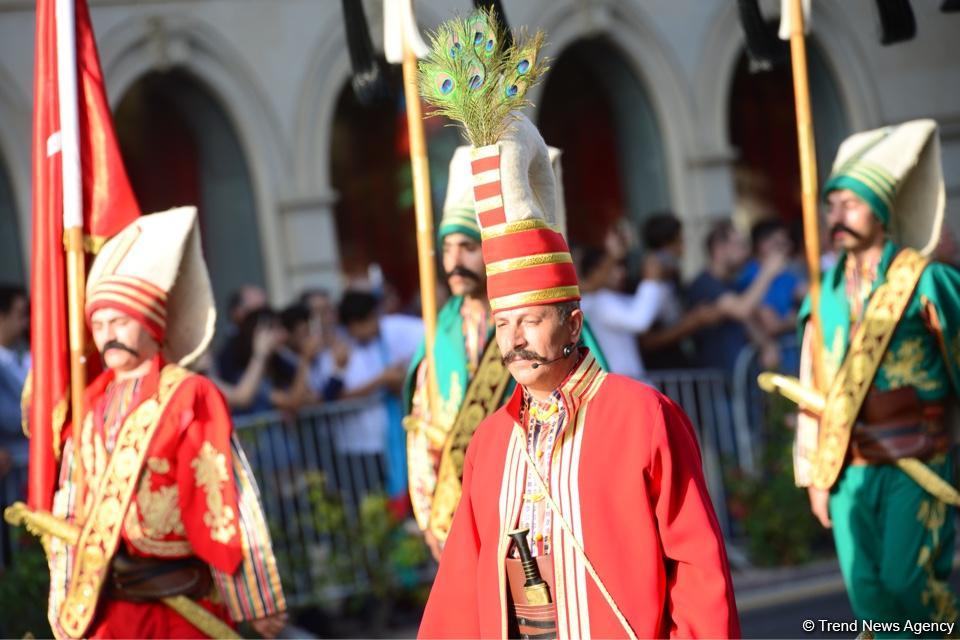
824,119,944,256
85,206,215,366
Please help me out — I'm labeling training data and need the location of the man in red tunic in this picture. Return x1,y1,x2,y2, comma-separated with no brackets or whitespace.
416,15,738,637
42,207,287,639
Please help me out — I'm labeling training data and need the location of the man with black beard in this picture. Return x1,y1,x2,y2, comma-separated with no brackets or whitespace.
403,148,606,559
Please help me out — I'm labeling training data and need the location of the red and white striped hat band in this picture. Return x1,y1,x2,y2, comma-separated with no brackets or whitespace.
86,274,168,343
470,121,580,313
481,219,580,312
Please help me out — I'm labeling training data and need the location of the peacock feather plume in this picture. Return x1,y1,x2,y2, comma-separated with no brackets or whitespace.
419,8,547,147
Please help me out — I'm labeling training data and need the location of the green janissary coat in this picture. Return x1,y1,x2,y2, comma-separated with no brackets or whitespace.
799,239,960,402
798,239,960,632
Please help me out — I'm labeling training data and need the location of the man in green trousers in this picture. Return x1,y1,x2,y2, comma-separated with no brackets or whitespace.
795,120,960,634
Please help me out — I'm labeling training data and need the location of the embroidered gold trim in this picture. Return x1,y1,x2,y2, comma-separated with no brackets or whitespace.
428,338,512,541
126,457,189,549
490,286,581,312
58,365,192,638
485,252,572,276
481,218,551,240
192,441,237,545
812,249,928,489
881,338,940,392
123,505,193,557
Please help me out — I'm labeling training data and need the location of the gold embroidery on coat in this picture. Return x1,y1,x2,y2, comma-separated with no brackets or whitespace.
136,458,186,538
429,338,512,541
813,249,928,490
916,498,959,623
59,365,191,638
192,441,237,544
882,338,940,392
123,506,193,557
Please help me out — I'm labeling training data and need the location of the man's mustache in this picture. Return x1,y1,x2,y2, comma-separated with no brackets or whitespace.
830,223,864,241
446,265,481,282
501,349,547,366
101,340,140,358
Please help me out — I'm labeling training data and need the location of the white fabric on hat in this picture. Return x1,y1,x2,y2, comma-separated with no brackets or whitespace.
86,206,216,366
828,119,944,255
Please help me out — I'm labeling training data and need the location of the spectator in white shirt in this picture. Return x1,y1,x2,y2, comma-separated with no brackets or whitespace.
578,235,672,381
319,291,423,502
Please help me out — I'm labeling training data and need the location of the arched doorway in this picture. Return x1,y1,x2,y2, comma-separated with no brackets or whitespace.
538,37,670,248
329,77,461,309
728,41,849,225
0,158,23,285
114,70,266,338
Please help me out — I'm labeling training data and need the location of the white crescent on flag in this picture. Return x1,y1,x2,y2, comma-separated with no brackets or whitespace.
383,0,429,64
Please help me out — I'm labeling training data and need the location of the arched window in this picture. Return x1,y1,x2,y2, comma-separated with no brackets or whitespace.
329,77,461,308
114,70,266,337
538,37,670,248
728,41,849,225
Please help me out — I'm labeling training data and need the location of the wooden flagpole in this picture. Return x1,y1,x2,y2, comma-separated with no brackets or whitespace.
786,0,823,387
399,0,439,410
55,0,87,439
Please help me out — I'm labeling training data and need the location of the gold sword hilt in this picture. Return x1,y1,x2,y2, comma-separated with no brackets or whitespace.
757,372,825,415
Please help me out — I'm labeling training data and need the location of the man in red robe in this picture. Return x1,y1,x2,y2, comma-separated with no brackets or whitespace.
43,207,287,639
416,15,738,637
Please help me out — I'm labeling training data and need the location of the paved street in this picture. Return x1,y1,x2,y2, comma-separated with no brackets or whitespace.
739,560,960,638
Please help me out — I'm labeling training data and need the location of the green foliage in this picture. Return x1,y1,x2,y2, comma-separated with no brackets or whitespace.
419,7,548,146
0,529,54,638
304,472,428,605
725,397,833,566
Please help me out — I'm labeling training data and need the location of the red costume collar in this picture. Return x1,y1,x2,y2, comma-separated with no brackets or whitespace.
505,348,603,422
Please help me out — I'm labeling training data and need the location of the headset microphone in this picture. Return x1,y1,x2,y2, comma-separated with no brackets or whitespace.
530,344,574,369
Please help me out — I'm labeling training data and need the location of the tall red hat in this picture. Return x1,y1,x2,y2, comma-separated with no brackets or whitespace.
470,114,578,313
417,9,570,314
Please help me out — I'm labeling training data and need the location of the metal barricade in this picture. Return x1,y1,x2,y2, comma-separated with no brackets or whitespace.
730,334,801,474
0,358,785,597
231,398,409,607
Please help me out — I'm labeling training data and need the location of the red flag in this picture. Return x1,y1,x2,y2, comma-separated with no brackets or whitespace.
27,0,139,510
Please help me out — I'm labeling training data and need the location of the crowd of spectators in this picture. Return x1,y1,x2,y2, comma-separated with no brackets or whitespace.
4,216,958,499
578,213,807,383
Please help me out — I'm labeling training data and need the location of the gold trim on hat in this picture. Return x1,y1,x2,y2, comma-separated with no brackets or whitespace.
490,285,581,312
485,252,572,276
481,218,551,240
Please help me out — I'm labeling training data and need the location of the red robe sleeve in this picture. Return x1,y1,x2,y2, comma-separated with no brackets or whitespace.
418,438,481,639
175,378,244,575
650,395,741,638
